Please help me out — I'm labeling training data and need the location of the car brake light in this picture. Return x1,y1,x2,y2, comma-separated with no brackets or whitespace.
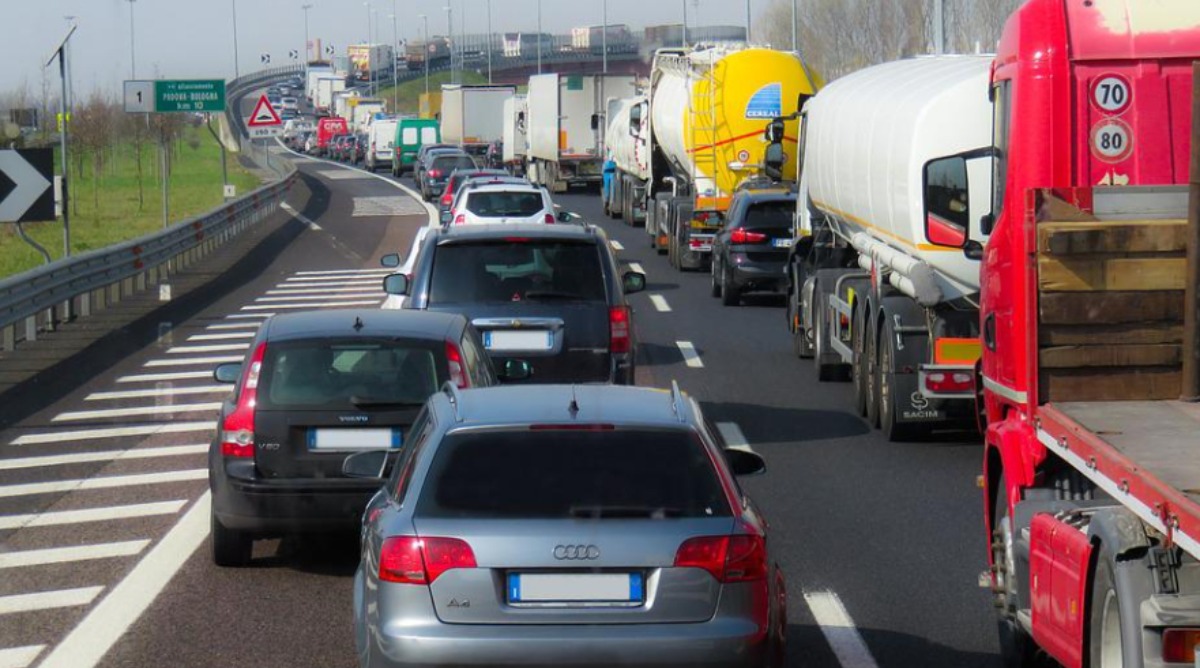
453,213,466,225
730,229,768,244
379,536,476,585
544,213,555,224
609,306,631,354
220,342,266,458
924,371,974,394
673,532,767,583
429,169,442,179
1163,629,1200,662
441,192,453,206
446,341,469,388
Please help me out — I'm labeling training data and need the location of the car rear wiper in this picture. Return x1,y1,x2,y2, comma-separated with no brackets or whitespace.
568,505,686,519
350,396,427,409
523,291,583,301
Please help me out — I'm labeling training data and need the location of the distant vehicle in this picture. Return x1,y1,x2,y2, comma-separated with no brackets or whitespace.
207,309,501,567
348,43,395,82
436,169,510,213
365,118,398,172
444,183,557,228
314,75,348,116
316,116,349,156
418,151,476,201
348,383,780,668
382,223,645,384
393,119,442,176
710,187,795,306
280,96,299,111
440,84,516,154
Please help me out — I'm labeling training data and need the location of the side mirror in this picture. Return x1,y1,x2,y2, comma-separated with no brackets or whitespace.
383,273,410,296
380,253,401,268
556,211,573,223
724,448,766,477
622,271,646,294
441,210,453,225
590,114,600,131
213,363,242,384
342,450,389,479
764,118,785,144
498,359,533,382
922,155,970,249
764,144,785,182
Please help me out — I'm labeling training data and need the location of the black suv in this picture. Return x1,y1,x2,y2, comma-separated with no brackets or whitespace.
710,188,797,306
381,224,646,385
207,309,503,567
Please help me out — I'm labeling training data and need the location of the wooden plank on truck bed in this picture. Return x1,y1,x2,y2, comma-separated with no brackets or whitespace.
1040,367,1181,402
1040,291,1184,325
1040,323,1184,346
1038,220,1188,255
1038,255,1186,292
1039,343,1182,368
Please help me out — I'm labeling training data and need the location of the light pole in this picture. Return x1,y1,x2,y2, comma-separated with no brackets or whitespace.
681,0,688,48
390,0,399,112
419,14,430,96
791,0,798,52
486,0,493,84
601,0,608,75
745,0,752,44
232,0,241,78
127,0,137,78
536,0,542,74
364,1,373,95
444,4,454,85
302,4,313,70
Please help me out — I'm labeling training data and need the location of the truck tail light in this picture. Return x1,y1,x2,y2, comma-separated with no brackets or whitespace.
609,306,631,354
220,342,266,458
379,536,476,585
924,372,974,394
1163,629,1200,663
446,341,469,388
544,213,556,224
673,533,766,583
730,229,768,244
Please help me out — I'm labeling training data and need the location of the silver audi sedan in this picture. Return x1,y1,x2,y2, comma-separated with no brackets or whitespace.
345,383,786,668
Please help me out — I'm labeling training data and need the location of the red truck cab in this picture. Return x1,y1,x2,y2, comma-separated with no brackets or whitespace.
316,117,349,156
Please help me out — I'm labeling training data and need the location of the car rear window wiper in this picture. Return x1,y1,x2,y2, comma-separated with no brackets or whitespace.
568,505,686,519
350,396,427,409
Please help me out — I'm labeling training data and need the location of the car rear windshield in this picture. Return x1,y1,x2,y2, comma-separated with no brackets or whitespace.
743,200,793,230
429,240,606,304
257,339,443,410
464,191,544,217
415,429,731,519
433,156,476,172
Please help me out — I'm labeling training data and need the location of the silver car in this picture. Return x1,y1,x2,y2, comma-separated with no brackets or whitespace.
346,383,785,668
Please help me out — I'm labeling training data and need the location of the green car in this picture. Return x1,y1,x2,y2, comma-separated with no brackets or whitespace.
393,119,441,177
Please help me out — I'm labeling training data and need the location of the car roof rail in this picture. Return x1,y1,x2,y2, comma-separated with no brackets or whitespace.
669,380,687,423
440,381,464,422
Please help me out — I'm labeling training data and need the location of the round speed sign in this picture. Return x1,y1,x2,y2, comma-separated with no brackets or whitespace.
1090,74,1132,115
1090,118,1133,163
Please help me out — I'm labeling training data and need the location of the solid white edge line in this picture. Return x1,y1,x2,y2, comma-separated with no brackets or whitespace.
51,403,222,422
0,540,150,569
86,386,228,401
675,341,704,368
0,587,103,615
0,445,208,471
0,470,208,499
0,501,187,530
0,644,45,668
37,493,212,668
803,591,881,668
10,422,211,446
649,294,671,312
280,201,322,230
116,371,212,383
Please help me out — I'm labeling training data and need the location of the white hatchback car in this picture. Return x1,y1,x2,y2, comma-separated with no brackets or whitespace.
444,183,561,227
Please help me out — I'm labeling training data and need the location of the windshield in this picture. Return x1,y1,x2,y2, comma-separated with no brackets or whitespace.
429,240,606,304
743,200,793,230
464,191,544,217
257,340,443,410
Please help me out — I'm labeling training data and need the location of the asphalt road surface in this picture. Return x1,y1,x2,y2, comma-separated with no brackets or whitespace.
0,147,1002,668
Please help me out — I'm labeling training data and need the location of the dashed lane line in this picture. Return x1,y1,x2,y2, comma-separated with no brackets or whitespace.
0,469,208,499
0,644,44,668
0,501,187,530
804,591,882,668
116,371,212,384
0,587,103,615
254,293,380,303
280,202,322,231
10,422,211,446
86,386,227,401
610,240,624,251
52,403,222,422
165,343,249,354
0,445,208,471
675,341,704,368
629,262,645,274
649,294,672,312
0,540,150,569
240,300,380,311
187,332,256,341
143,356,242,367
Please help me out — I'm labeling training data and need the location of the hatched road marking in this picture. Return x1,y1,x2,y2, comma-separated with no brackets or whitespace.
187,332,256,341
0,540,150,569
610,240,624,251
10,422,211,446
352,196,427,217
240,300,380,311
203,322,262,331
804,591,881,668
0,445,208,471
144,356,243,367
649,294,671,312
0,587,103,615
0,501,187,530
0,470,208,499
255,293,379,303
629,262,645,274
117,371,213,383
0,644,44,668
51,403,222,422
86,386,227,401
165,343,249,354
675,341,704,368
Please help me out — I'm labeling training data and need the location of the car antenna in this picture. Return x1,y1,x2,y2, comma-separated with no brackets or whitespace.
353,316,364,332
568,386,580,417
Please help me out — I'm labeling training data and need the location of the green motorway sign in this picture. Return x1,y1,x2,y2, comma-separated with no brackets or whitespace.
153,80,226,113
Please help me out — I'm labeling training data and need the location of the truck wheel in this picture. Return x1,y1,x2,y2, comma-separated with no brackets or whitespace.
1088,542,1151,668
879,318,928,442
852,305,869,417
721,264,740,306
211,512,252,567
991,483,1048,668
623,186,635,225
790,280,813,359
865,320,881,428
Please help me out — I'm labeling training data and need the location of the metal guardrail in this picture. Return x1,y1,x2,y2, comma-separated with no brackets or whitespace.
0,66,303,352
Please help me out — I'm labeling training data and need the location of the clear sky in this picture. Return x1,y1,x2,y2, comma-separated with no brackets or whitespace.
4,0,776,97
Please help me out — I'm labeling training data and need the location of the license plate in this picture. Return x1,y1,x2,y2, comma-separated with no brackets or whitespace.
507,573,643,604
773,238,795,248
308,428,400,451
483,330,553,351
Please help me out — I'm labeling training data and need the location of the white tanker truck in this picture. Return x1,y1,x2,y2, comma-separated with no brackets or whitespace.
602,95,650,222
788,55,995,441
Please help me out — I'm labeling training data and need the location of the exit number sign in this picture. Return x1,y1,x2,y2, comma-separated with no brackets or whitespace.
124,80,226,113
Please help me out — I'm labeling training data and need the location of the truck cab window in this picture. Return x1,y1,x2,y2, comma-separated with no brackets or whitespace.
990,81,1012,227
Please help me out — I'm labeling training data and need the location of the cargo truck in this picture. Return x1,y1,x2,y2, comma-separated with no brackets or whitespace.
314,76,347,116
526,74,637,193
305,64,334,103
439,84,516,155
350,98,386,132
348,43,395,83
419,91,442,120
501,94,528,175
623,46,816,271
603,95,649,223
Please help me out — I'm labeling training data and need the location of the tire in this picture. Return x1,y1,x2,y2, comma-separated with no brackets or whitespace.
852,304,869,417
721,263,740,306
879,318,928,442
711,259,723,298
211,513,252,567
865,318,881,428
991,483,1047,668
1088,541,1151,668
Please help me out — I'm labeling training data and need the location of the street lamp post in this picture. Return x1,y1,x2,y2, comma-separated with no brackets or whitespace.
419,14,430,96
536,0,542,74
444,4,454,85
745,0,752,44
601,0,608,75
365,1,373,95
486,0,493,84
302,4,313,71
232,0,241,78
681,0,688,48
391,0,399,112
791,0,798,52
127,0,136,78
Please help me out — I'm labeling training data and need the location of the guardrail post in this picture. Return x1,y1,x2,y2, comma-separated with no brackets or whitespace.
24,316,37,342
136,272,147,292
121,277,133,298
2,324,14,351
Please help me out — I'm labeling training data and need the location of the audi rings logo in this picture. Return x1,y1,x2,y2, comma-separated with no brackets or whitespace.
553,544,600,560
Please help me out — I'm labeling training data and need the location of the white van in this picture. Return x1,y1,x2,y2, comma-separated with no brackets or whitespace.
365,118,399,172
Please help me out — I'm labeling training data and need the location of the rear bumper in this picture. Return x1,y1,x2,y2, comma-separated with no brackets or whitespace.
730,257,787,293
211,458,383,534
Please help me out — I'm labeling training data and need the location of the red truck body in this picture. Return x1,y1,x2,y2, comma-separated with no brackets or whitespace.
316,117,349,151
978,1,1200,666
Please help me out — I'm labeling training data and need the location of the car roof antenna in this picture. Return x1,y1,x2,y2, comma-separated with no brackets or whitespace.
568,386,580,417
353,316,364,332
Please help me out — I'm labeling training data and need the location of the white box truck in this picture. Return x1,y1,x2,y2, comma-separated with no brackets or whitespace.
315,76,347,116
439,84,516,157
526,73,637,192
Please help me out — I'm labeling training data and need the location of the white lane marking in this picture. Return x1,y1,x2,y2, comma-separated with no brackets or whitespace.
313,169,372,181
266,288,379,297
223,313,273,320
240,300,380,311
715,422,756,453
0,645,44,668
254,293,379,303
52,403,222,422
144,355,242,367
10,422,211,446
281,277,380,285
649,294,671,312
291,268,394,277
203,322,262,331
0,540,150,569
165,343,248,354
281,201,322,230
187,332,256,341
352,195,427,217
87,386,227,401
610,240,624,251
38,493,212,668
0,445,208,471
804,591,881,668
0,587,103,615
629,262,645,274
0,469,208,499
675,341,704,368
117,371,211,383
0,501,187,530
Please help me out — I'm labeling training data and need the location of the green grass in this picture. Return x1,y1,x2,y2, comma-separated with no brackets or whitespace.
0,126,260,279
375,71,489,116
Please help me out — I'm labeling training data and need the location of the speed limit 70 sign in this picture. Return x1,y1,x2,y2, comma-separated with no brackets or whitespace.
1091,74,1131,115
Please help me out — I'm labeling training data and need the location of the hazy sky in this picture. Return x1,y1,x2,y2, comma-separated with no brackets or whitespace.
4,0,776,97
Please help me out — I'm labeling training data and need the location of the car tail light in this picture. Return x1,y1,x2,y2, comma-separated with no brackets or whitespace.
453,213,466,225
429,169,442,179
924,371,974,394
674,533,767,583
446,340,469,388
609,306,631,354
544,213,555,224
379,536,476,585
1163,629,1200,663
730,229,768,244
441,190,453,206
220,342,266,458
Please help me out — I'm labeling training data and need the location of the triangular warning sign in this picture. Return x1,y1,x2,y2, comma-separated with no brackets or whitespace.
247,95,282,127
